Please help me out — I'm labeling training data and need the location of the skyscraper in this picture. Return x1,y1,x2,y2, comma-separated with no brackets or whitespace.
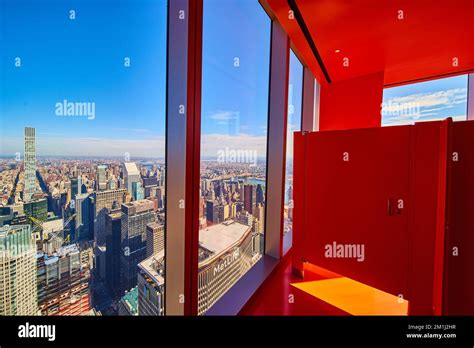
96,165,108,191
146,222,164,257
132,181,145,201
142,177,158,198
123,162,140,195
23,127,36,202
256,184,264,204
244,184,256,215
75,193,93,241
0,225,38,315
120,200,155,292
71,176,82,198
105,208,122,297
206,200,220,224
92,188,126,245
137,252,164,316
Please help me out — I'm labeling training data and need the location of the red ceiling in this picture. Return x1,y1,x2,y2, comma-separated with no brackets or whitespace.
265,0,474,86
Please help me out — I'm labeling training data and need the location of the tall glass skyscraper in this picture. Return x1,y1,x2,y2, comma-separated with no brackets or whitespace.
23,127,36,202
120,200,155,293
97,165,108,191
0,225,38,315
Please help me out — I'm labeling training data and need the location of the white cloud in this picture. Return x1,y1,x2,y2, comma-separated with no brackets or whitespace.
201,133,267,158
382,87,468,125
384,88,467,113
206,110,240,122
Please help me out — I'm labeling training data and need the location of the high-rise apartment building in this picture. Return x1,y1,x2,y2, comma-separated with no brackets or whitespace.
120,200,155,292
0,225,38,315
23,127,36,202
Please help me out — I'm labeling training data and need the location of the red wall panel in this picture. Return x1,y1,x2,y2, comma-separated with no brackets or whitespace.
319,72,384,131
293,121,448,315
406,121,448,315
443,121,474,314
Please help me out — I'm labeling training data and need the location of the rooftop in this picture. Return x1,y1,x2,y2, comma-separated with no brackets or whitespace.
138,250,165,285
122,199,154,214
147,221,164,230
123,162,140,175
42,218,63,234
199,220,251,255
121,287,139,316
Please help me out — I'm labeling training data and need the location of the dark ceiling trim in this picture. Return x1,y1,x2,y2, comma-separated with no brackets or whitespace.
384,68,474,88
288,0,332,83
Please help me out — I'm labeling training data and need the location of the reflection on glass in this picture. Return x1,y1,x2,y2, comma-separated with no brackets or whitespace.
198,0,271,315
283,50,303,255
382,75,468,126
0,0,167,316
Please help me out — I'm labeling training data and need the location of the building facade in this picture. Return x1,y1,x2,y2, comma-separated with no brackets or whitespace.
23,127,36,202
0,225,38,315
105,209,122,297
197,220,257,315
137,252,164,316
146,222,164,257
92,188,126,245
123,162,140,195
96,165,108,191
120,200,155,292
75,193,92,241
36,244,93,316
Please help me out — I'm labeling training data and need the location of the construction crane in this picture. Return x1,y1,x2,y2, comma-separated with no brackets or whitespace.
46,213,76,245
28,215,47,235
30,213,76,246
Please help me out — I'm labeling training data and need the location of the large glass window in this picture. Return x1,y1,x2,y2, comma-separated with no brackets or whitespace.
381,75,468,126
283,50,303,255
0,0,167,316
198,0,271,315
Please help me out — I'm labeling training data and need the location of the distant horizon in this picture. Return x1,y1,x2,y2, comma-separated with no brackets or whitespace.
0,153,271,162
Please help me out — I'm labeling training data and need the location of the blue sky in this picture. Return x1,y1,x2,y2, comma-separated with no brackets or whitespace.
200,0,271,158
0,0,272,159
1,0,168,158
286,50,303,159
382,75,468,126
